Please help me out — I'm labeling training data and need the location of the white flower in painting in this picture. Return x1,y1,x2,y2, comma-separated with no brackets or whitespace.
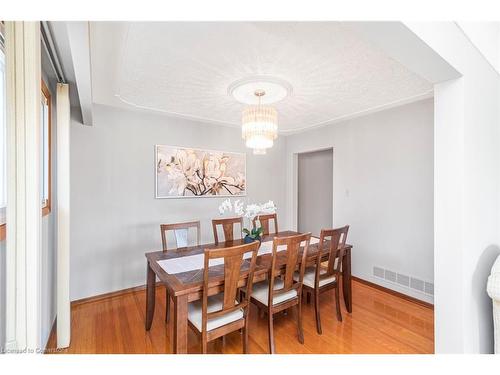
203,154,242,195
204,155,223,180
167,167,188,195
162,149,203,195
177,149,200,182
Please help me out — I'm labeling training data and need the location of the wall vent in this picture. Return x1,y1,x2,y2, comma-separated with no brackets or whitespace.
410,277,425,292
373,266,385,278
424,282,434,296
396,273,410,287
384,269,397,283
372,266,433,297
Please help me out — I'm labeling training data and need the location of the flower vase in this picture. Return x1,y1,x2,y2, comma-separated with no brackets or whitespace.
244,235,255,244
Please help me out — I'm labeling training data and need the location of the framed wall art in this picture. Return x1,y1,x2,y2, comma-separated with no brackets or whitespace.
155,145,247,198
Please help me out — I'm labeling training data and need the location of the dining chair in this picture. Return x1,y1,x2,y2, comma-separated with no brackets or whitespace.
160,220,201,322
296,225,349,334
187,241,260,354
248,232,311,354
252,213,279,236
212,217,243,245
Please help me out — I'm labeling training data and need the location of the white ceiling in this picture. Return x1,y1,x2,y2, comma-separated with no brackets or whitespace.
90,22,432,133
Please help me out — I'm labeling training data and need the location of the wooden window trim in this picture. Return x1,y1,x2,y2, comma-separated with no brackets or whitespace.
41,79,51,217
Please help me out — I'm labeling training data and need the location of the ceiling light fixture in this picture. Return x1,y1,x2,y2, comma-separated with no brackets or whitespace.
241,90,278,155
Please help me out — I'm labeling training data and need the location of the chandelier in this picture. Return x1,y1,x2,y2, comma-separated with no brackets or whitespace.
241,90,278,155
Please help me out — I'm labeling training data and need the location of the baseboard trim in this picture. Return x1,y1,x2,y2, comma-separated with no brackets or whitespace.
71,284,156,307
70,277,433,311
352,276,434,310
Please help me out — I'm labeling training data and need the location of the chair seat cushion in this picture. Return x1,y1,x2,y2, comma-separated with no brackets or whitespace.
294,267,336,288
188,293,243,332
251,278,298,306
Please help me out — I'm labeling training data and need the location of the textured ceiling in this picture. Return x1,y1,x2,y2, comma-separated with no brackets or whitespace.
90,22,432,133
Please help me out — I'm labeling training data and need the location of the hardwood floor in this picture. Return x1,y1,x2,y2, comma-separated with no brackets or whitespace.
45,280,434,354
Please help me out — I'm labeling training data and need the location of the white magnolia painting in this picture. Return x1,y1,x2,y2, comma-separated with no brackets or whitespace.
155,145,246,198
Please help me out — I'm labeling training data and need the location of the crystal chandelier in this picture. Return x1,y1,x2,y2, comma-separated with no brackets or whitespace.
241,90,278,155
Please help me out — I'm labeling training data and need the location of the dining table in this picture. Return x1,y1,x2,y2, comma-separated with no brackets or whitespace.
144,230,353,353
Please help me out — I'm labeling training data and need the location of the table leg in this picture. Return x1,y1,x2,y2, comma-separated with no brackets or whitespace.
173,294,189,354
145,261,156,330
342,248,352,313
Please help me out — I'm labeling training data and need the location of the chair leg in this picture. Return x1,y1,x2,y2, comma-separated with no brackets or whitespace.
201,334,208,354
268,308,275,354
334,286,343,322
165,289,170,323
243,326,249,354
314,289,322,334
306,291,311,304
297,302,304,344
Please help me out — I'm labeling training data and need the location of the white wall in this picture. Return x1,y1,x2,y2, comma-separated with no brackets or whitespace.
297,149,333,234
404,22,500,354
70,104,287,301
287,99,434,303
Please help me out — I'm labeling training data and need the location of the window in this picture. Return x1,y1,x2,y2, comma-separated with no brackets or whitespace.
0,23,6,240
0,29,52,240
41,80,51,216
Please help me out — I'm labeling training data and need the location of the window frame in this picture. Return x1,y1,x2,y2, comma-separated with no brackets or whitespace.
0,61,52,241
41,79,51,217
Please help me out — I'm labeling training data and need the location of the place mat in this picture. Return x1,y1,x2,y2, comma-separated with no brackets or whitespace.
158,237,320,275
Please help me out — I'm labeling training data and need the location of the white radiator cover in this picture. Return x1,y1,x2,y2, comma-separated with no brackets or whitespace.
487,255,500,354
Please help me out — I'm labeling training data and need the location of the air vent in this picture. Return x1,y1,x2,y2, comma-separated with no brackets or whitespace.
372,266,434,296
424,282,434,296
397,273,410,287
373,266,385,278
384,270,397,283
410,277,425,292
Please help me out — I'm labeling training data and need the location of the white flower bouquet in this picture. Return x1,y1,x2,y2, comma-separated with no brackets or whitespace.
218,199,277,243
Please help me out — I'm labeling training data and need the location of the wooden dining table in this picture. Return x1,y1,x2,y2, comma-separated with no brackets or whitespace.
144,230,353,353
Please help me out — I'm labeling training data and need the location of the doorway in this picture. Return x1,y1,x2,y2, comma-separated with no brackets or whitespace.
297,148,333,235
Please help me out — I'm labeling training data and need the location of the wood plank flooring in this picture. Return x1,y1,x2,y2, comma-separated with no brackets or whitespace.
45,280,434,354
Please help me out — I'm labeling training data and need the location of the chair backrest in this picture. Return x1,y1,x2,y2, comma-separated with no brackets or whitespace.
160,220,200,252
316,225,349,281
211,217,243,245
252,213,278,236
268,232,312,305
202,241,260,332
